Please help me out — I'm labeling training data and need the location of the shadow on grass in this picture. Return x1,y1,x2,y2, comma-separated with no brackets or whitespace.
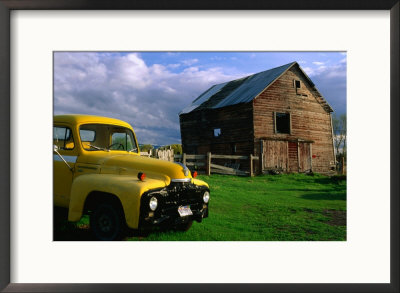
313,176,346,185
53,207,172,241
284,187,346,193
300,193,346,200
282,179,347,193
53,207,94,241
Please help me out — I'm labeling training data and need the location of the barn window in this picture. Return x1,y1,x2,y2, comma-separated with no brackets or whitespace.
294,80,301,94
275,112,291,134
214,128,221,137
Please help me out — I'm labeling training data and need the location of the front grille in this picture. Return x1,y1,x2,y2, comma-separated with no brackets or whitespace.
162,182,202,205
140,182,209,222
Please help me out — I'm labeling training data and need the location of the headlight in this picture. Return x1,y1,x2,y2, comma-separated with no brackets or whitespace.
149,196,158,211
203,191,210,203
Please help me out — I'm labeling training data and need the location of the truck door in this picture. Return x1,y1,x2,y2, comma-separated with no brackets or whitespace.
53,125,77,207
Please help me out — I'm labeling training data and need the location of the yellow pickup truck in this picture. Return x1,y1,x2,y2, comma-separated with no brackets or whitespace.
53,114,210,240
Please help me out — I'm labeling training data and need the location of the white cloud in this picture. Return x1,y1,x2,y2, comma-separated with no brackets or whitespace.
308,61,347,114
302,67,314,75
54,53,238,145
182,58,199,66
304,61,346,79
167,63,181,69
113,54,152,89
54,52,346,144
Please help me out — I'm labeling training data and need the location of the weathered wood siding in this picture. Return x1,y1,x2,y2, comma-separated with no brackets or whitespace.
253,66,335,173
299,142,312,172
288,141,299,172
180,103,254,158
263,140,288,171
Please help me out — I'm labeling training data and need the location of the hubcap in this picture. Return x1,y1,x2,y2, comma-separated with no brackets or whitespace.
98,214,112,232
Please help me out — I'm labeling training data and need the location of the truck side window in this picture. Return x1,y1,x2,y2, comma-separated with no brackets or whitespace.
53,126,75,150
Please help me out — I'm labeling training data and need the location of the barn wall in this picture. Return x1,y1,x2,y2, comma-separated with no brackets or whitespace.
180,103,254,161
252,66,335,173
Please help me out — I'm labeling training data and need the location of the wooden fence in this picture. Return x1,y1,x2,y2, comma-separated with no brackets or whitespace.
174,152,259,176
156,149,174,161
140,149,174,161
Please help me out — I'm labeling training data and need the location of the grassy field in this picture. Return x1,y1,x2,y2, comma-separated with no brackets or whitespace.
54,173,346,241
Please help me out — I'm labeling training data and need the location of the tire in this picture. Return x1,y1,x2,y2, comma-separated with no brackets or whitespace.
90,202,125,241
175,220,193,231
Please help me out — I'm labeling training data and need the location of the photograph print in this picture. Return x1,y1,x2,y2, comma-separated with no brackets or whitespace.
53,52,347,241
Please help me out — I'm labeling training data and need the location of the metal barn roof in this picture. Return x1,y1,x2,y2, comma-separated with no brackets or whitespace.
180,82,229,114
180,62,333,114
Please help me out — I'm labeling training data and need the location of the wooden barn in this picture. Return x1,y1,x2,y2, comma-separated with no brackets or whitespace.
179,62,336,174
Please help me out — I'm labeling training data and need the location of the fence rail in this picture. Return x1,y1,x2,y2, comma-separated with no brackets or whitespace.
174,152,259,176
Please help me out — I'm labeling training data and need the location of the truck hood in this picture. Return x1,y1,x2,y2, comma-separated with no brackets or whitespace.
79,153,191,184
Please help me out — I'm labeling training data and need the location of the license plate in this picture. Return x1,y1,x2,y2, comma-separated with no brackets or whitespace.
178,205,193,217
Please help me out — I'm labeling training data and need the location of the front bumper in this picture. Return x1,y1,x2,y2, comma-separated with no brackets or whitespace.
139,181,209,227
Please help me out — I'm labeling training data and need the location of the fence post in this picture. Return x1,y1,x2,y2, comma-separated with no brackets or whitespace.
206,152,211,176
182,153,186,165
250,154,254,177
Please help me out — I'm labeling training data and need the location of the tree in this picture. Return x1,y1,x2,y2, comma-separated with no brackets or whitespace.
170,144,182,154
139,144,153,152
158,144,182,154
332,113,347,159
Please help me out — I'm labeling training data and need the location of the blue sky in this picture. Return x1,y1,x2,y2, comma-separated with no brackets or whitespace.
54,52,346,145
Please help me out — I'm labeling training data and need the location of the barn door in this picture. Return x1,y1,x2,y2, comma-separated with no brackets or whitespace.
288,141,298,172
298,142,312,172
262,140,288,172
262,140,312,173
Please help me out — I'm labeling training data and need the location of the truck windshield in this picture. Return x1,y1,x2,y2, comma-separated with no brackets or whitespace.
79,124,138,153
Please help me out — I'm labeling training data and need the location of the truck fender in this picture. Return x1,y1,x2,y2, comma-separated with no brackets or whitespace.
68,173,166,229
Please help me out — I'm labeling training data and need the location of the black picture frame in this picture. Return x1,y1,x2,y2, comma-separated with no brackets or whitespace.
1,1,399,292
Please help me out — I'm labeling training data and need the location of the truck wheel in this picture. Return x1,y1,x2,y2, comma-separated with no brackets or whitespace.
90,202,125,241
175,220,193,231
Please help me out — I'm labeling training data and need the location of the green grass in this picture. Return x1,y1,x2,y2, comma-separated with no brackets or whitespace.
54,173,346,241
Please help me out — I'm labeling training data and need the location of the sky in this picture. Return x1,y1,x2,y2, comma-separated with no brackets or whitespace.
54,52,346,146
